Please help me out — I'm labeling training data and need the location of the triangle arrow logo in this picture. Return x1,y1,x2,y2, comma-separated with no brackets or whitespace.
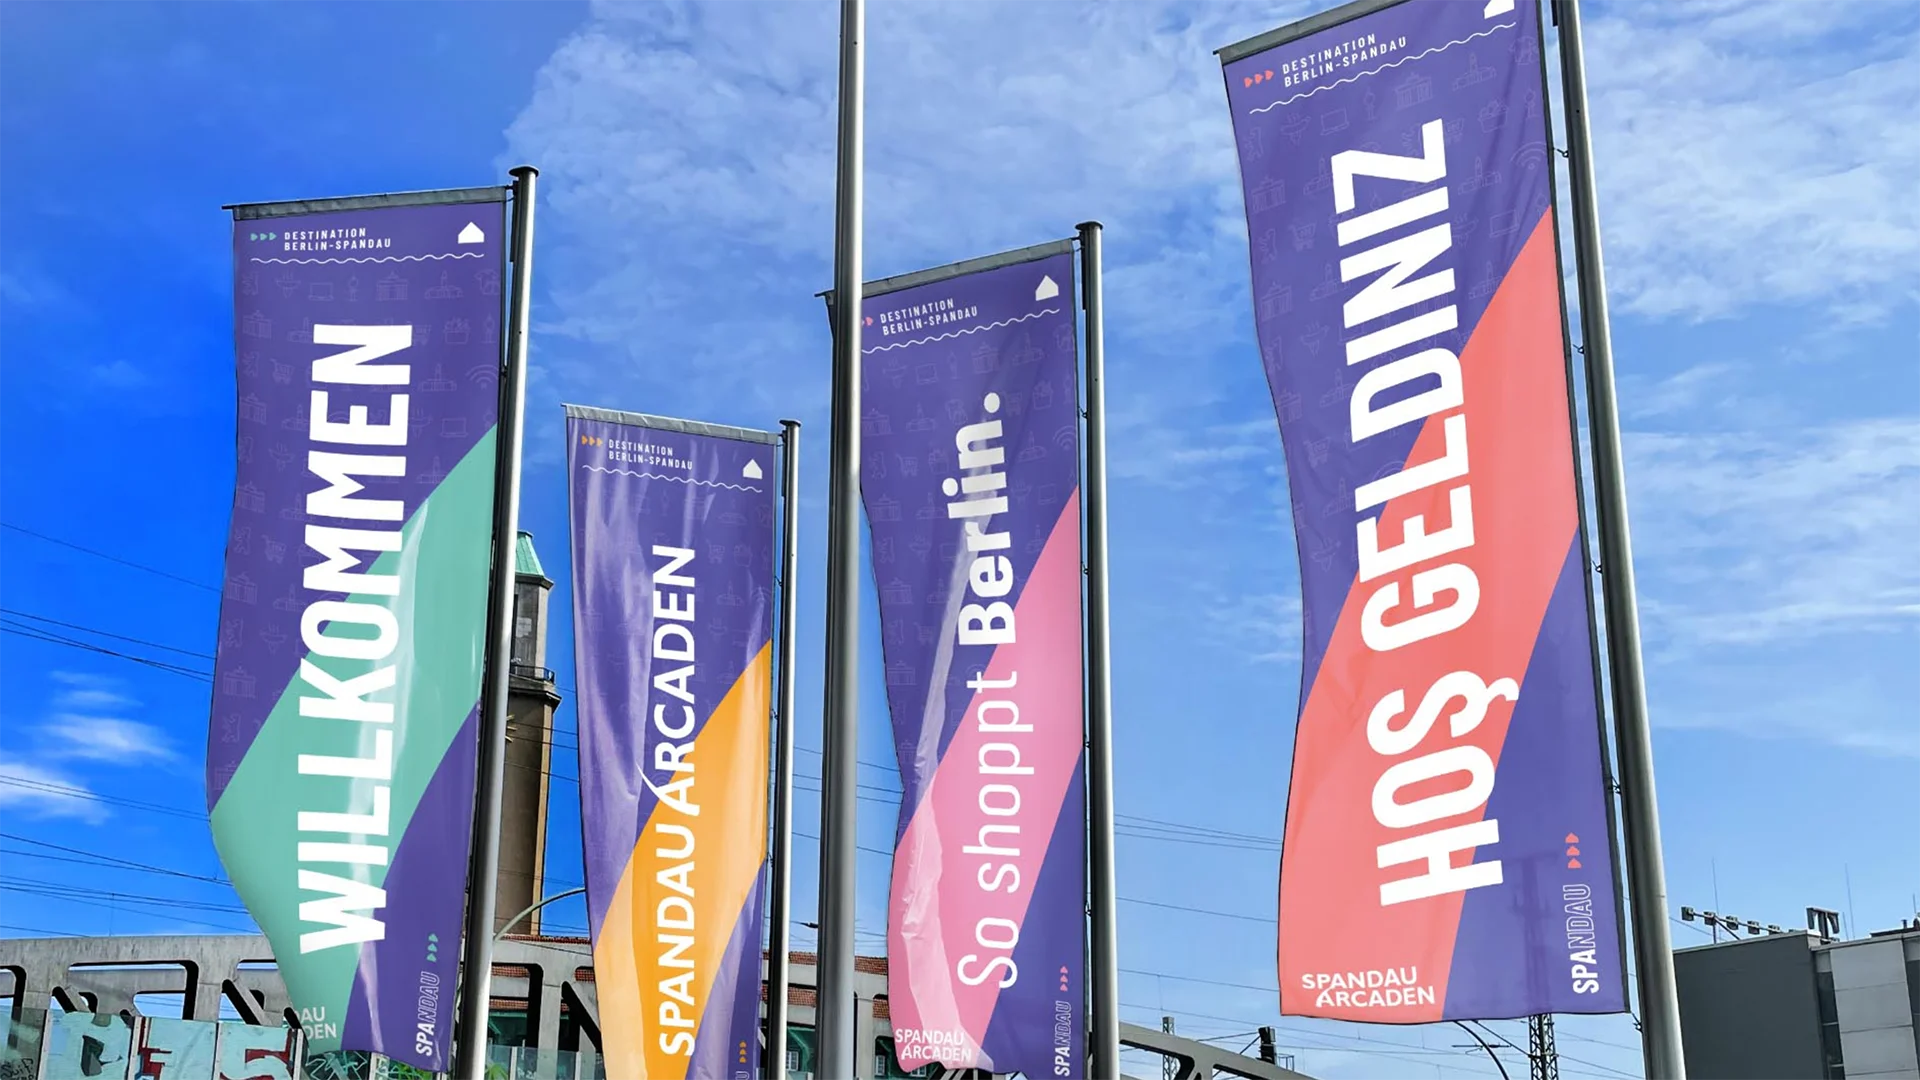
1565,832,1580,844
1567,857,1583,869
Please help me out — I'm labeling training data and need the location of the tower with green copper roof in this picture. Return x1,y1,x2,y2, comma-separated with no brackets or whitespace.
499,530,562,935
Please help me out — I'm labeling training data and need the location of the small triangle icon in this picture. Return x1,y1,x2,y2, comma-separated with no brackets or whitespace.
742,459,764,480
1567,858,1583,869
458,222,485,245
1566,846,1581,856
1565,832,1580,844
1035,275,1060,301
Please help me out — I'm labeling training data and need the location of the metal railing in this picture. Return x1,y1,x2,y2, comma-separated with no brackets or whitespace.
508,662,555,684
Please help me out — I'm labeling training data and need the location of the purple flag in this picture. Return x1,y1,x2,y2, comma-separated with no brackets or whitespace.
849,244,1087,1078
566,407,777,1080
1219,0,1627,1021
210,192,508,1068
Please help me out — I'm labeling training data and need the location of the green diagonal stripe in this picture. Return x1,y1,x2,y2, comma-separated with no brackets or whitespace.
211,427,497,1049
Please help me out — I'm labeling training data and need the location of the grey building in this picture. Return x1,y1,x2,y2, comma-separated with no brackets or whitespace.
1677,923,1920,1080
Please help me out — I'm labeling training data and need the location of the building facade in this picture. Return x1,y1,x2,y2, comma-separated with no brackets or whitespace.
1677,925,1920,1080
498,531,561,936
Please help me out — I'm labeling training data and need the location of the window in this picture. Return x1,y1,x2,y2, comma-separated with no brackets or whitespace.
787,1049,801,1072
1816,968,1845,1079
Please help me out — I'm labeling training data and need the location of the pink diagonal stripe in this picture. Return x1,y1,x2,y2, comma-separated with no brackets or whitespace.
887,491,1086,1072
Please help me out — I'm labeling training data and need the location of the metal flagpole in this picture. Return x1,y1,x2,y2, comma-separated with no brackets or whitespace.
767,419,802,1080
1077,221,1120,1080
452,164,537,1080
817,1,864,1076
1552,3,1684,1076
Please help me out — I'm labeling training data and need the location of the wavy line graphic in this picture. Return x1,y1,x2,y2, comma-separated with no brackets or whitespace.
862,308,1060,354
580,465,763,491
247,252,488,266
1247,23,1514,114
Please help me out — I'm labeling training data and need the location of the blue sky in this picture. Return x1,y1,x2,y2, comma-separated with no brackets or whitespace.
2,1,1916,1077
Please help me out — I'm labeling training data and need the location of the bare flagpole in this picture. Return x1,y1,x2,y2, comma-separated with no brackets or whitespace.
1553,2,1684,1075
1077,221,1120,1080
451,163,537,1080
766,420,802,1080
816,1,865,1076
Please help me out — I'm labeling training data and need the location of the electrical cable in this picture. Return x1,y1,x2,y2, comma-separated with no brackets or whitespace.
0,922,90,937
0,776,205,821
1,608,216,659
0,622,213,682
0,883,254,934
1,877,250,915
1,521,220,593
0,834,228,885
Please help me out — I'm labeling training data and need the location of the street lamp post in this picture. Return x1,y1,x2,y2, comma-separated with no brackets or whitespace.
492,887,587,943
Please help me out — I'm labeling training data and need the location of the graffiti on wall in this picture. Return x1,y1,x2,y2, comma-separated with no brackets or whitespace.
14,1012,602,1080
45,1010,133,1080
1,1008,46,1080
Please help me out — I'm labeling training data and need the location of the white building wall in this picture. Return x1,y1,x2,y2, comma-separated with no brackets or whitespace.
1830,937,1919,1080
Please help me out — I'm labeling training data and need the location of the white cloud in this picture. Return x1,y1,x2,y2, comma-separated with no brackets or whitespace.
38,673,177,766
42,715,179,766
509,0,1918,414
88,360,152,391
506,0,1918,767
0,266,76,311
1204,590,1305,665
50,672,138,711
504,0,1300,414
1108,411,1275,490
0,754,109,824
1576,1,1920,321
528,0,1269,257
1627,416,1920,646
1621,360,1738,422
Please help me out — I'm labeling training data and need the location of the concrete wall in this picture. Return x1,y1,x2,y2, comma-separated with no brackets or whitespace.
1827,936,1920,1080
1675,932,1826,1079
0,936,893,1079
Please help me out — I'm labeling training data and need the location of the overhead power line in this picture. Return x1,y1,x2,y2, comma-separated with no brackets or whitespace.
0,882,253,935
1,876,250,916
0,621,213,683
1,521,220,593
2,608,215,659
0,833,229,886
0,922,92,938
0,775,205,821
